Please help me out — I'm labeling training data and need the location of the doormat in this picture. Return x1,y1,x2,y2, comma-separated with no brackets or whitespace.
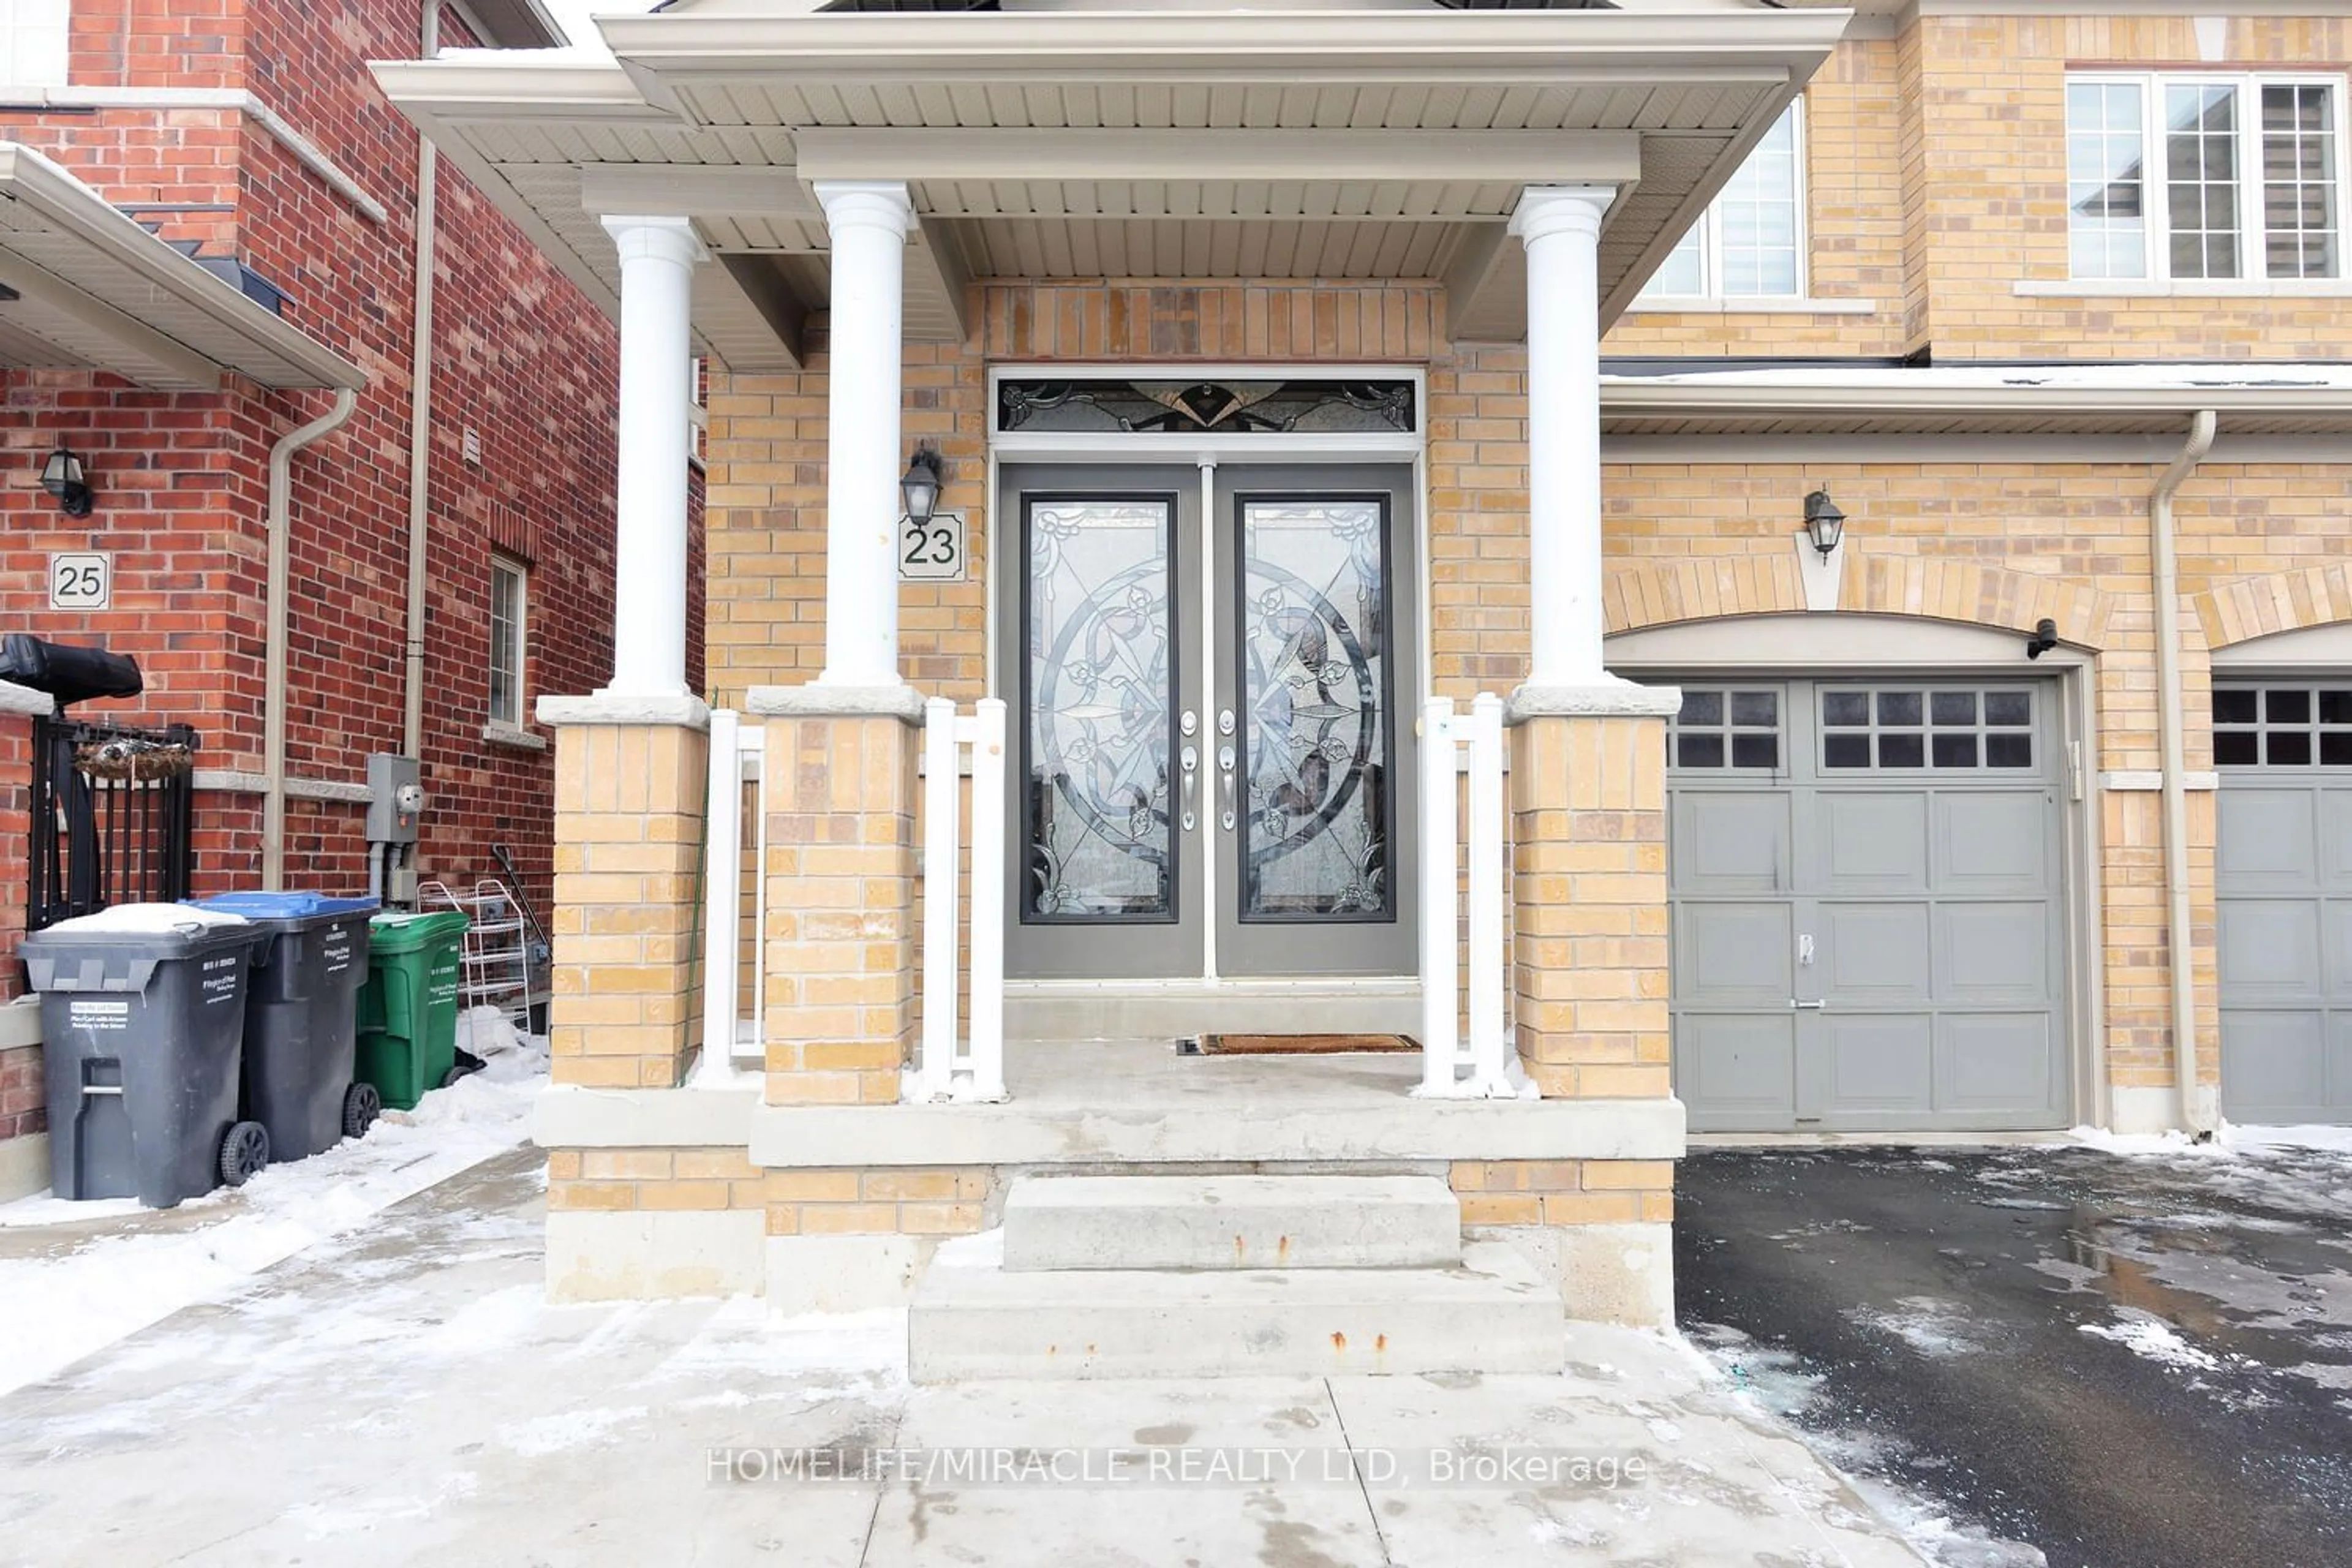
1191,1034,1421,1056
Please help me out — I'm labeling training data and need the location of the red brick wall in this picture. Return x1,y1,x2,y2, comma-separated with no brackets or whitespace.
0,0,701,938
0,710,30,1000
0,707,40,1145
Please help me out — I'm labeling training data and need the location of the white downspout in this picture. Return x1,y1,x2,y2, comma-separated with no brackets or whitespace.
401,2,443,760
262,388,360,889
2151,408,2217,1137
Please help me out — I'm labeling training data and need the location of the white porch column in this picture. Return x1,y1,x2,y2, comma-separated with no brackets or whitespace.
600,214,706,699
1509,186,1616,690
814,180,914,690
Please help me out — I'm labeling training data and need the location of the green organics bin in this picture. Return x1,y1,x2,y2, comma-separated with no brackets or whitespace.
355,910,467,1111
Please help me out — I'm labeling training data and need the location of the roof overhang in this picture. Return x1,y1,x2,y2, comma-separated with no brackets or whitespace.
458,0,570,50
1600,368,2352,437
0,143,367,391
375,4,1851,370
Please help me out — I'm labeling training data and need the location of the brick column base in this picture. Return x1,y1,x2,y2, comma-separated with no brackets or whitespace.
749,689,922,1107
1509,690,1679,1099
543,697,712,1090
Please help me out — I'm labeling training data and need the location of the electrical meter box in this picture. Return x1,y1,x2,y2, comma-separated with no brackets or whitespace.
365,754,424,845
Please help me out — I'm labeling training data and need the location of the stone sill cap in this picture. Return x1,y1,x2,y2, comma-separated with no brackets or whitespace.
746,682,928,723
1507,680,1683,723
538,692,712,731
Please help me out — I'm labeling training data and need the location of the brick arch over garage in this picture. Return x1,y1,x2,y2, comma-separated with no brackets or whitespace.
2192,562,2352,651
1602,551,2119,650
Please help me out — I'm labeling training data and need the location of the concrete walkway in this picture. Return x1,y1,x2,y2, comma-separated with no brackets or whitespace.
0,1148,1923,1567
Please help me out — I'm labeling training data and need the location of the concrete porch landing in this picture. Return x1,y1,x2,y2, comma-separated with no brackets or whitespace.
0,1145,1926,1567
748,1042,1686,1168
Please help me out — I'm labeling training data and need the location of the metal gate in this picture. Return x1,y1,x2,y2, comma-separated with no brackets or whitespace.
28,717,198,932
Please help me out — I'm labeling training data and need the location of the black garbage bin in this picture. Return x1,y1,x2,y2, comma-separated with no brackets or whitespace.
188,892,382,1163
21,907,269,1207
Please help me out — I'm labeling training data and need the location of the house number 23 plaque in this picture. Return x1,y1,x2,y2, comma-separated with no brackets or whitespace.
899,511,966,583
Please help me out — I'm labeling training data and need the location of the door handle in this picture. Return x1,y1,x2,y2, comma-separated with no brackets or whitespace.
1218,744,1237,832
1797,933,1815,966
1180,744,1199,833
1790,999,1827,1011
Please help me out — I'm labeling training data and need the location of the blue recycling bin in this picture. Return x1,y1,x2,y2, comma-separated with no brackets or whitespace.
187,893,380,1163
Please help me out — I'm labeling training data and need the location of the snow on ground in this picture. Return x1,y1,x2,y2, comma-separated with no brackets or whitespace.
2078,1313,2224,1373
1683,1323,2049,1568
0,1019,548,1399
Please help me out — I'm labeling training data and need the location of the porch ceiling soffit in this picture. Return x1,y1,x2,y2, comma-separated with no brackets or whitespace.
598,4,1842,335
0,141,366,390
374,6,1844,354
1597,377,2352,438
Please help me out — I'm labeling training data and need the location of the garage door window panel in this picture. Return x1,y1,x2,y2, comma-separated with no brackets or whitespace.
1670,687,1782,772
1822,686,2035,772
2215,684,2352,766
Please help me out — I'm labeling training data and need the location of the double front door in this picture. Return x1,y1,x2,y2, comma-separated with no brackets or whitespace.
1000,462,1418,981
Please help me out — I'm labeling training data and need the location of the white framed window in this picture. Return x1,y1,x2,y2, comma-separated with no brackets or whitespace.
488,554,528,729
1642,104,1807,301
0,0,71,87
2066,72,2345,283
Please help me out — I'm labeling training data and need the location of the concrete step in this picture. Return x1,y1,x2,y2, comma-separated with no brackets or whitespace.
1003,1174,1461,1272
909,1240,1564,1382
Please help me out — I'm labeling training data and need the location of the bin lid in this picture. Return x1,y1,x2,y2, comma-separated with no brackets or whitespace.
189,892,380,922
367,909,471,950
23,902,258,963
42,902,249,934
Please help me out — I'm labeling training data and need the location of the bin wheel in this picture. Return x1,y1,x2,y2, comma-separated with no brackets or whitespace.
220,1121,270,1187
342,1081,382,1140
439,1065,466,1089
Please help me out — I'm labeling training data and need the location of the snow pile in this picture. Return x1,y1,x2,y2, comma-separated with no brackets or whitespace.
0,1042,546,1398
39,902,248,933
2078,1313,2223,1373
451,1005,548,1082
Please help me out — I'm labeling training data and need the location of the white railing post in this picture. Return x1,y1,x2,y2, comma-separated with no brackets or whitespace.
1466,693,1510,1095
913,697,1009,1103
966,698,1007,1099
747,726,766,1066
920,696,959,1101
1415,692,1515,1099
1418,697,1460,1094
699,707,741,1080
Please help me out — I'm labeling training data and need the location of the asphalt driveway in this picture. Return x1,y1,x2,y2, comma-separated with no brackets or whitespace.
1677,1140,2352,1568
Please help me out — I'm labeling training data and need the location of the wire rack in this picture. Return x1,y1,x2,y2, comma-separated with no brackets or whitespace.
418,878,535,1033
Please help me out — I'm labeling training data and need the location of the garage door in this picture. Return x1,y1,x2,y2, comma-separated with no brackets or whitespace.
2215,682,2352,1125
1666,679,2069,1133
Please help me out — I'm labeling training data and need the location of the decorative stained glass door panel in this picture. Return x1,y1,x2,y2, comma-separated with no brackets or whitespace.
1001,467,1205,981
1235,497,1393,921
998,461,1418,983
1215,467,1420,978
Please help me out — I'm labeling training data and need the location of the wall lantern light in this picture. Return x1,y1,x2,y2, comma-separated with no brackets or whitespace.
1801,487,1845,559
899,446,945,525
41,445,93,518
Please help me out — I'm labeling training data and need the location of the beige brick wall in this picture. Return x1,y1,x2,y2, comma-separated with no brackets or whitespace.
761,713,919,1107
1603,36,1910,358
699,274,2352,1116
1450,1159,1675,1226
1605,458,2352,1098
1510,714,1673,1100
1609,20,2352,363
547,722,708,1089
545,1151,990,1240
